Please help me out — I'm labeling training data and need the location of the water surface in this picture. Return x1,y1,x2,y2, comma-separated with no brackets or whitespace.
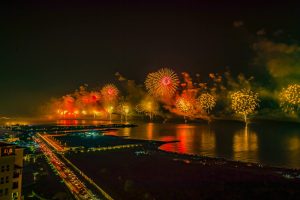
108,121,300,169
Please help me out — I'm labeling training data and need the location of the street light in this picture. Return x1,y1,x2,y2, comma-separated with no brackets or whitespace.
123,105,129,122
107,106,114,121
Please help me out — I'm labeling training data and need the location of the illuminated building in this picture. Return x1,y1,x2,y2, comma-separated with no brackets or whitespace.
0,142,23,200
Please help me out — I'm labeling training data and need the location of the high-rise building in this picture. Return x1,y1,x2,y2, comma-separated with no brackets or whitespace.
0,142,23,200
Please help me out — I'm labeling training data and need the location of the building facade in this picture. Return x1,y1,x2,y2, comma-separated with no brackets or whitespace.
0,142,23,200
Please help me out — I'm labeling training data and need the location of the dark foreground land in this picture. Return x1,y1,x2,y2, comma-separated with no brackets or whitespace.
22,156,73,200
66,147,300,200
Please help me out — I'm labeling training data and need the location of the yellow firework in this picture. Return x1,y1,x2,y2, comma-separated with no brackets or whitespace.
279,84,300,113
231,89,259,122
145,68,179,98
135,97,159,120
117,102,130,114
197,93,217,114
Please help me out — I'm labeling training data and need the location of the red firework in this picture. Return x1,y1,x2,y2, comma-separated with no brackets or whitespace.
145,68,179,98
101,84,119,102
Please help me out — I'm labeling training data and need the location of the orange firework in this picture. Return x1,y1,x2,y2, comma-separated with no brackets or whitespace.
62,95,75,111
89,91,101,103
175,95,194,115
101,84,119,102
80,92,100,104
145,68,179,98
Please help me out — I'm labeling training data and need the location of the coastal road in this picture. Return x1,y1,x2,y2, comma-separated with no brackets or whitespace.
38,133,68,152
33,136,100,200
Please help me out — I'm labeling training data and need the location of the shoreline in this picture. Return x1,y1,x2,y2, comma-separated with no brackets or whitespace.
152,139,300,172
66,144,300,199
156,140,300,171
20,125,300,199
107,134,300,171
2,115,300,126
4,121,300,170
157,147,300,173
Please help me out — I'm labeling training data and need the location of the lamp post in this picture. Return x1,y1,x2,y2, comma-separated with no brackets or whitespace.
124,105,129,123
107,106,114,122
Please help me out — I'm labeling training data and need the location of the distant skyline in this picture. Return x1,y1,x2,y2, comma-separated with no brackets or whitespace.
1,0,300,116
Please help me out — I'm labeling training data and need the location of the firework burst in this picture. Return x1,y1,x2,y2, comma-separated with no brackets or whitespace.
231,89,259,123
101,84,119,103
197,93,217,114
62,95,75,113
136,97,159,120
117,102,130,122
279,84,300,114
175,96,194,115
89,92,101,103
145,68,179,98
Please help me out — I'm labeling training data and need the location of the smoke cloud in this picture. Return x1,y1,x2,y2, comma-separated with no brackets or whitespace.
253,39,300,84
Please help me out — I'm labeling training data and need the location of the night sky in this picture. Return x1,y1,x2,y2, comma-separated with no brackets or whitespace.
1,0,300,116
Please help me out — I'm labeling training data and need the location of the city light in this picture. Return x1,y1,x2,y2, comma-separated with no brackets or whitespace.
106,106,114,121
